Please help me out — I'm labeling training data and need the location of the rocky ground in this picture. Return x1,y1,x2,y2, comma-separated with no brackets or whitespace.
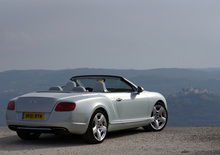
0,126,219,155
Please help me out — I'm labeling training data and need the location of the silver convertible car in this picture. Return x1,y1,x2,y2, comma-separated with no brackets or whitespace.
6,75,168,143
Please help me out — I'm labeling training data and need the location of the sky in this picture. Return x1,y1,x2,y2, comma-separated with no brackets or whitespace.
0,0,220,72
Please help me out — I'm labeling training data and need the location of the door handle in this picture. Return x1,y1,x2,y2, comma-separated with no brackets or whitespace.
116,98,122,102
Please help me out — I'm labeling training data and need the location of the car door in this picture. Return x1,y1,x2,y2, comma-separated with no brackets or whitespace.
104,78,148,120
114,92,149,120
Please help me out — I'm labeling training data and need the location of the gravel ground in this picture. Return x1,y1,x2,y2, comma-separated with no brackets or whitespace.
0,126,219,155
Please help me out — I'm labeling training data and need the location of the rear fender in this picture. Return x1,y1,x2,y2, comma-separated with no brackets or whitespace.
72,97,116,125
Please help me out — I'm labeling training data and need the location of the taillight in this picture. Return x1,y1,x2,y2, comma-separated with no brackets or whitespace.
7,101,15,110
55,102,76,112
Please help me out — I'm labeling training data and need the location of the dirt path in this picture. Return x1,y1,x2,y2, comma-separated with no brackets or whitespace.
0,127,219,155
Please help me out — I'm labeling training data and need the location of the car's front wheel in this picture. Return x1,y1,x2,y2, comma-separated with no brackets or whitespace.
83,110,108,144
17,131,41,140
143,103,168,131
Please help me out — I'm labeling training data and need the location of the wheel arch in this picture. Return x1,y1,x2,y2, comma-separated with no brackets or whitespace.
144,100,168,131
90,105,110,125
93,107,109,123
83,106,109,144
155,100,166,108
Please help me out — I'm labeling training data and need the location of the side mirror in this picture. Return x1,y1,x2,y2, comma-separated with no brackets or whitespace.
137,86,144,93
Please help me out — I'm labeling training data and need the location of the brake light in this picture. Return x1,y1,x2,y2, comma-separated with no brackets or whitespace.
7,101,15,110
55,102,76,112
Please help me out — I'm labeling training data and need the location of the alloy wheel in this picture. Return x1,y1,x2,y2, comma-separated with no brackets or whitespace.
92,113,107,141
150,104,167,130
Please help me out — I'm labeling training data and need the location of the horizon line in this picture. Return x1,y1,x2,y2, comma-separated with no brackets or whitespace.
1,67,220,73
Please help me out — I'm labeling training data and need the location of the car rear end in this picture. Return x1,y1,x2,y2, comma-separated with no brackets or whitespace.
6,94,88,135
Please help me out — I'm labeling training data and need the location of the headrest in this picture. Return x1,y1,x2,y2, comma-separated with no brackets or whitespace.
63,81,76,91
93,81,108,92
49,86,63,91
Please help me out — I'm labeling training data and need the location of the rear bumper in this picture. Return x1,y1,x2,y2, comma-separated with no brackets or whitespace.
6,109,90,135
8,125,70,134
7,121,88,135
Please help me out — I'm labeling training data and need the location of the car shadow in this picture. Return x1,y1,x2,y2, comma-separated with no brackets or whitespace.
0,133,86,151
0,128,149,151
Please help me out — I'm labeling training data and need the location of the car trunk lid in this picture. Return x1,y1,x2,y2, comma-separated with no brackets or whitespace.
16,97,57,112
15,92,79,112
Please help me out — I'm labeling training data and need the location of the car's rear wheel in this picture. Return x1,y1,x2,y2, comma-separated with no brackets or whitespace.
17,131,41,140
143,103,168,131
83,110,108,144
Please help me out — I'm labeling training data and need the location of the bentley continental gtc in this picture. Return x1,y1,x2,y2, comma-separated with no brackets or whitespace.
6,75,168,143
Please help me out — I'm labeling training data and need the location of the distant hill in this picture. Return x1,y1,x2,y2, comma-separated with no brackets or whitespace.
167,88,220,126
1,68,220,126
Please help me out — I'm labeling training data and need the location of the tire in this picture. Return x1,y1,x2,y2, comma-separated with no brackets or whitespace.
83,110,108,144
16,131,41,140
143,103,168,131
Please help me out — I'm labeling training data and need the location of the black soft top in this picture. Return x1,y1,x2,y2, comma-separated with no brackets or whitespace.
70,75,124,80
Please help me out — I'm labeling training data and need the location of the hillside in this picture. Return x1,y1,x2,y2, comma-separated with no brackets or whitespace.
1,68,220,126
167,88,220,126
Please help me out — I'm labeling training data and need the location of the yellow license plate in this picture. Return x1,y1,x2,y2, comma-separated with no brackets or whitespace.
23,112,45,120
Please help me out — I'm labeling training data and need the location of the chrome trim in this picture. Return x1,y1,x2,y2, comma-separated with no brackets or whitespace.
110,117,154,125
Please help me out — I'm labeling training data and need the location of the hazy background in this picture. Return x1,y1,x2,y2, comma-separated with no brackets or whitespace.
1,1,220,126
1,68,220,126
1,0,220,71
